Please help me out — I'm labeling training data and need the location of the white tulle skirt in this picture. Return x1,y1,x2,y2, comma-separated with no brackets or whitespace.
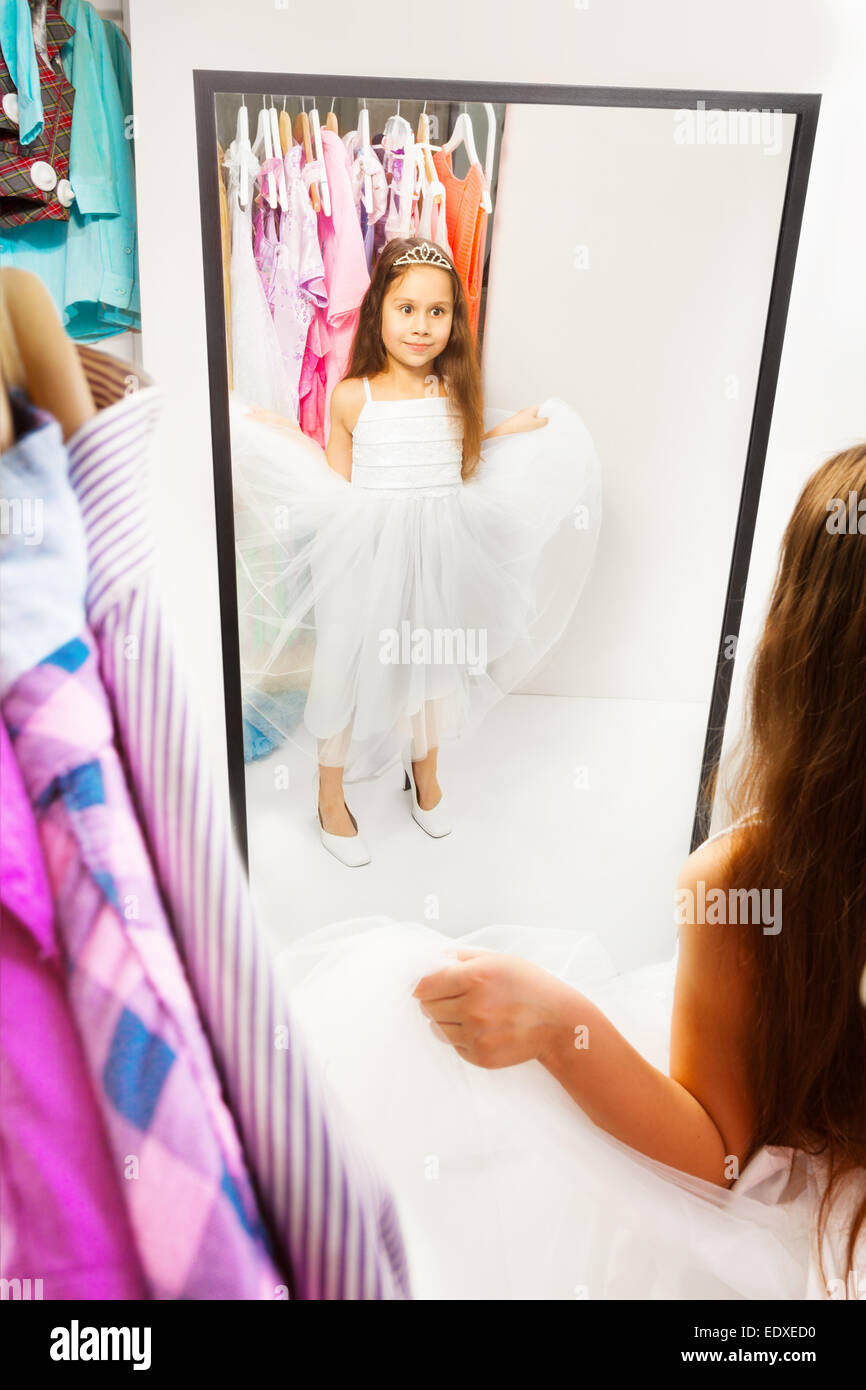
272,916,857,1301
229,393,602,778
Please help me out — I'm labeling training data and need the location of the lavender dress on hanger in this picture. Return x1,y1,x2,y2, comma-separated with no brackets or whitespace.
268,143,328,420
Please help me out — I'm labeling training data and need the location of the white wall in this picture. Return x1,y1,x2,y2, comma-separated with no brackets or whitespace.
126,0,865,833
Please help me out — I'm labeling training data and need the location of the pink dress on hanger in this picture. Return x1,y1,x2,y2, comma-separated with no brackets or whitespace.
299,129,370,446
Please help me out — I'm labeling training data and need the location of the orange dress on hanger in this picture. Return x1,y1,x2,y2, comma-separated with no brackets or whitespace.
432,149,489,336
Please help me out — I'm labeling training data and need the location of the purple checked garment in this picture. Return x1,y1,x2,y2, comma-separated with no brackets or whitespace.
64,346,412,1299
0,389,284,1299
0,716,147,1300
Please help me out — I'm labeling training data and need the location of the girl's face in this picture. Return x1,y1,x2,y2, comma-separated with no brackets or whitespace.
380,265,454,373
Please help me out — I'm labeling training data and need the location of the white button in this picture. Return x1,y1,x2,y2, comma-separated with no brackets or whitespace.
2,93,19,125
29,160,57,192
56,178,75,207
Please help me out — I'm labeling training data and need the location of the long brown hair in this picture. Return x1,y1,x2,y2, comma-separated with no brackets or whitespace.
706,443,866,1288
345,237,484,479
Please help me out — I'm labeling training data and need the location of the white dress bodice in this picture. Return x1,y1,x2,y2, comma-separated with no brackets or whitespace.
351,378,463,496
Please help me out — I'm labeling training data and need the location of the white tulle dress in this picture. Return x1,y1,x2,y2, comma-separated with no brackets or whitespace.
229,376,602,775
272,822,866,1301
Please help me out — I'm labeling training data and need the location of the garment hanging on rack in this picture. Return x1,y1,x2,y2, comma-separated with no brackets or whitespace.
269,141,326,422
0,713,148,1300
64,344,412,1299
343,126,388,271
62,0,139,337
369,132,391,265
433,147,489,337
0,2,74,227
224,136,294,417
415,146,452,258
0,384,285,1299
382,141,414,244
252,157,284,312
0,1,141,339
0,0,44,143
299,127,369,447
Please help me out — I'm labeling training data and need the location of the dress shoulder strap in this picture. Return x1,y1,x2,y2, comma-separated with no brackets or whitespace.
362,376,372,402
702,809,761,848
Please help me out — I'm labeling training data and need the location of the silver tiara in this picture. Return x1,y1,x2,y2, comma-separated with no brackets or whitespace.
393,241,452,270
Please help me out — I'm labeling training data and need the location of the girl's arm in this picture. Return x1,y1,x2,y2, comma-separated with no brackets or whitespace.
3,268,95,439
324,379,357,481
482,405,549,440
413,834,756,1188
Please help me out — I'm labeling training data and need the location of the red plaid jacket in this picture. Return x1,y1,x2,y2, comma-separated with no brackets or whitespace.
0,2,75,227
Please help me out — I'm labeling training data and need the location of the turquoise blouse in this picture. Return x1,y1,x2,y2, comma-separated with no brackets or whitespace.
0,0,139,340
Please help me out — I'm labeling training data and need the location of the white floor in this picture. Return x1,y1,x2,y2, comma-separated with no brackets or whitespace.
245,692,708,973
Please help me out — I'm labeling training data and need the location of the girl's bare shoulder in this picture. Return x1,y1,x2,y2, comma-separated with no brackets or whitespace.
331,376,367,430
675,821,759,973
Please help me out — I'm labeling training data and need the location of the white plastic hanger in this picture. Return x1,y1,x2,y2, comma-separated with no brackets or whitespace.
358,99,373,214
396,128,415,236
267,97,289,211
234,96,252,208
309,104,332,217
442,105,493,213
482,102,496,211
252,101,278,208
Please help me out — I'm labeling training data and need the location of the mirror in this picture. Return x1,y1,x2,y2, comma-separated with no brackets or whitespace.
196,79,809,971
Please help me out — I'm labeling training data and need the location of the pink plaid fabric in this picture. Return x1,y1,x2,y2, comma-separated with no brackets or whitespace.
0,386,287,1298
2,631,287,1299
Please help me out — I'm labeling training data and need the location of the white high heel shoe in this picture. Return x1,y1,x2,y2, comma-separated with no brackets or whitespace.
314,772,371,867
401,754,452,838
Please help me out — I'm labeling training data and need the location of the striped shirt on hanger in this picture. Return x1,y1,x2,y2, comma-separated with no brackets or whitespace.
64,346,411,1299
